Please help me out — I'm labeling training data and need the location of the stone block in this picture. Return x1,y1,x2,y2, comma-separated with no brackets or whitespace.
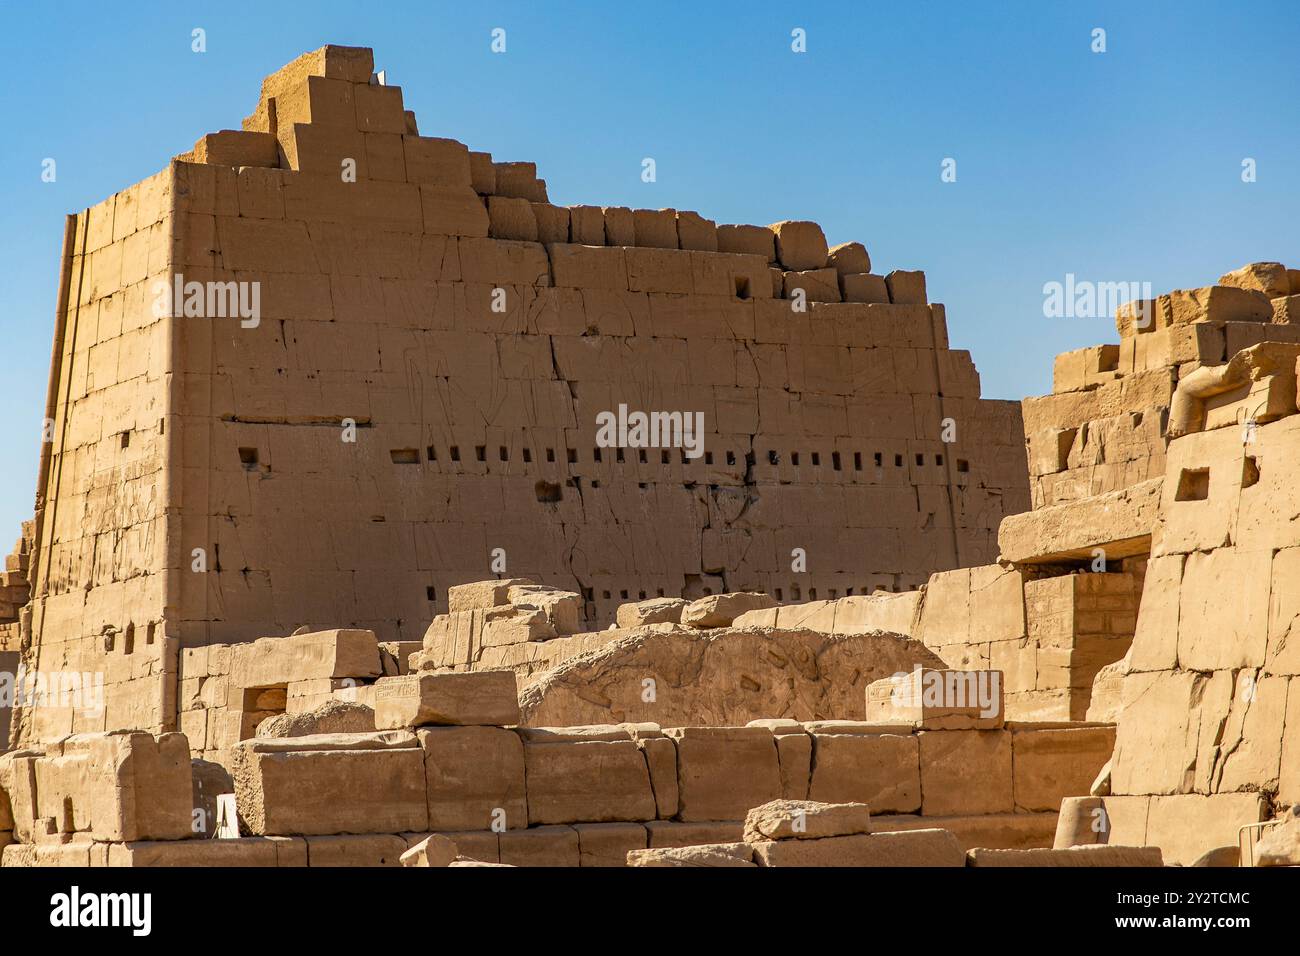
918,729,1013,816
627,843,755,867
575,822,647,866
522,739,656,824
665,727,781,821
806,731,921,812
827,241,871,277
769,220,828,271
615,597,687,628
752,828,963,867
229,629,381,689
374,671,520,729
231,733,427,835
864,668,1004,729
743,799,871,842
967,844,1162,866
842,273,890,304
885,270,928,304
716,223,775,261
1011,726,1115,812
680,592,776,628
399,833,458,867
498,824,579,866
418,726,526,831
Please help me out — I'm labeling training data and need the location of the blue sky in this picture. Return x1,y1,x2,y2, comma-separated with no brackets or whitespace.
0,1,1297,538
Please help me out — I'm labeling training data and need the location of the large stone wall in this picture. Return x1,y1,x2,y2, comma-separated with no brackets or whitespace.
18,46,1028,741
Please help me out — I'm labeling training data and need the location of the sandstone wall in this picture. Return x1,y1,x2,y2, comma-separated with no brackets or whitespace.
18,168,180,745
17,45,1028,742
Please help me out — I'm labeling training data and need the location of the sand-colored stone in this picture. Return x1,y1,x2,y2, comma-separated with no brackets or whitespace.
517,627,943,727
627,843,755,867
966,844,1162,866
374,671,520,729
752,827,963,867
742,798,871,842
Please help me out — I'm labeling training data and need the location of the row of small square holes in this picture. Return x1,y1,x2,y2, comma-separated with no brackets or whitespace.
390,444,971,473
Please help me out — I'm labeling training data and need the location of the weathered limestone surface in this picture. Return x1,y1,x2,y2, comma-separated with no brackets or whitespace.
516,627,944,727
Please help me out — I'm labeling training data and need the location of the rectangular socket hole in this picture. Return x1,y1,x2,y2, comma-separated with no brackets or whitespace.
1176,467,1210,501
390,448,419,464
1242,456,1260,489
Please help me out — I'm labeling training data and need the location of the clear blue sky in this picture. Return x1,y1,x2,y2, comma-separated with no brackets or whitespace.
1,1,1297,540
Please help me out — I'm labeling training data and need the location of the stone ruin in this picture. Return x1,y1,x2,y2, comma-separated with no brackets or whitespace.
1,45,1298,868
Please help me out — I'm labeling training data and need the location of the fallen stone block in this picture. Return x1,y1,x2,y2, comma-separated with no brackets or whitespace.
680,592,776,628
615,597,687,628
627,843,755,867
998,478,1163,564
256,699,375,737
1253,816,1300,866
229,629,382,688
1053,795,1106,848
1219,261,1291,298
447,578,536,613
873,810,1058,851
399,833,459,867
374,671,520,729
743,799,871,842
752,828,964,867
865,668,1005,730
966,844,1163,867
